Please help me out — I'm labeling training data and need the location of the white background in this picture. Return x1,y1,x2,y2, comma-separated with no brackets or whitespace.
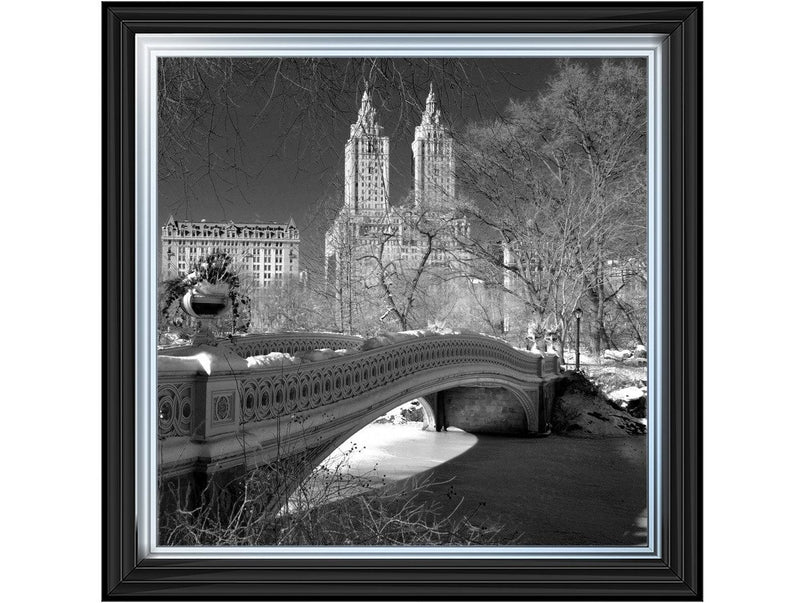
0,1,800,601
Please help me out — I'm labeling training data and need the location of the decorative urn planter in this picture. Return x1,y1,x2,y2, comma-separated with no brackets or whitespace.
180,282,230,319
180,282,231,346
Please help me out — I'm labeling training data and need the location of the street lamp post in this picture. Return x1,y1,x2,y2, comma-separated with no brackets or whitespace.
573,307,583,371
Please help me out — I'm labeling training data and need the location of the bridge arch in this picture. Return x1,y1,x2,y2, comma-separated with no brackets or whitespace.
301,372,540,474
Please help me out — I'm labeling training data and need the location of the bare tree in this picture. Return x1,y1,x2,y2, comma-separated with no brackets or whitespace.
537,59,647,355
157,58,647,350
455,112,591,354
157,57,502,214
455,59,647,356
326,195,467,333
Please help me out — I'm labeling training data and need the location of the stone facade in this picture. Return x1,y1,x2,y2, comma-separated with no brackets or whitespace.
441,387,529,434
160,216,300,288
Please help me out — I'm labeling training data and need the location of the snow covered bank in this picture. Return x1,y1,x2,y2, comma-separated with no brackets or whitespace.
552,372,646,436
372,400,425,425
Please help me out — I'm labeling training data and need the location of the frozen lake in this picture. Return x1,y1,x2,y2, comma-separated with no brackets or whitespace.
319,422,477,484
313,421,647,545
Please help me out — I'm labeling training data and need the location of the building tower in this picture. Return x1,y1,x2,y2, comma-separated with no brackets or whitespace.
411,83,456,208
343,87,390,215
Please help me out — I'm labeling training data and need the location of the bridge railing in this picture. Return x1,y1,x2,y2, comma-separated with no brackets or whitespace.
157,333,559,444
160,331,364,358
227,331,364,358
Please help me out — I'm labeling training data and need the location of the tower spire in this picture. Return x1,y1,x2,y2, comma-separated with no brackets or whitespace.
355,83,378,131
344,81,390,214
421,82,441,126
412,82,454,207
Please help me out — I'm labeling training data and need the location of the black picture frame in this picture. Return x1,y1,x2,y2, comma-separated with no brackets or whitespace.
103,2,702,599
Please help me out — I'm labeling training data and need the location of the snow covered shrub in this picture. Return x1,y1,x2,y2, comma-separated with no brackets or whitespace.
159,249,251,336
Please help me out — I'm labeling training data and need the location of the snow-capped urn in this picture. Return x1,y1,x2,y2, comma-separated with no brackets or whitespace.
162,252,240,316
160,250,246,346
195,280,231,297
180,282,230,319
180,281,232,346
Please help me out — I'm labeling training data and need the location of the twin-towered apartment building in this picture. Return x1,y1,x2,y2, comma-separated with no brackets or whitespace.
160,84,467,288
325,84,469,288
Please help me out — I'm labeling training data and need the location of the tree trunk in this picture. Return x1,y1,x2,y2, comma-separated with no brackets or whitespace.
614,296,645,346
585,264,606,358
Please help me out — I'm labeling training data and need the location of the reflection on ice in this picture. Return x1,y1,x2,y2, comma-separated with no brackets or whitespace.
283,421,477,513
323,422,478,484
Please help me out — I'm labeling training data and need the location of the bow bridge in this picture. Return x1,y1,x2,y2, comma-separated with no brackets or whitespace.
157,331,562,487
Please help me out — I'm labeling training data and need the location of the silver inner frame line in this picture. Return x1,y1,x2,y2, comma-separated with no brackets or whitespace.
135,33,664,560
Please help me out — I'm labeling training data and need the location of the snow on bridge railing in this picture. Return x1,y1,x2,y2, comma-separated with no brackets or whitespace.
157,331,559,440
227,331,364,358
159,331,364,357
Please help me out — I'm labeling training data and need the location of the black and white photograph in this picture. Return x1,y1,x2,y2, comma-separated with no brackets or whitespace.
156,55,650,548
95,3,707,599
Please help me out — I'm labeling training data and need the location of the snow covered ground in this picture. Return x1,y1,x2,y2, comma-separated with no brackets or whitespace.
306,416,647,546
318,422,477,486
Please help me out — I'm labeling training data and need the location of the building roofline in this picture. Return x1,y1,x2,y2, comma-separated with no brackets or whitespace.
163,218,297,228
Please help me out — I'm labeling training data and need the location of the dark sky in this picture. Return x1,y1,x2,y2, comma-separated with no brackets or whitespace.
157,58,613,270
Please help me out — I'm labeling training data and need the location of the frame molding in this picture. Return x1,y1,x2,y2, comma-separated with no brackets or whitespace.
103,2,702,599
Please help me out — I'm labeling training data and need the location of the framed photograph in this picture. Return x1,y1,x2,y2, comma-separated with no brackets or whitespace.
103,2,701,599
